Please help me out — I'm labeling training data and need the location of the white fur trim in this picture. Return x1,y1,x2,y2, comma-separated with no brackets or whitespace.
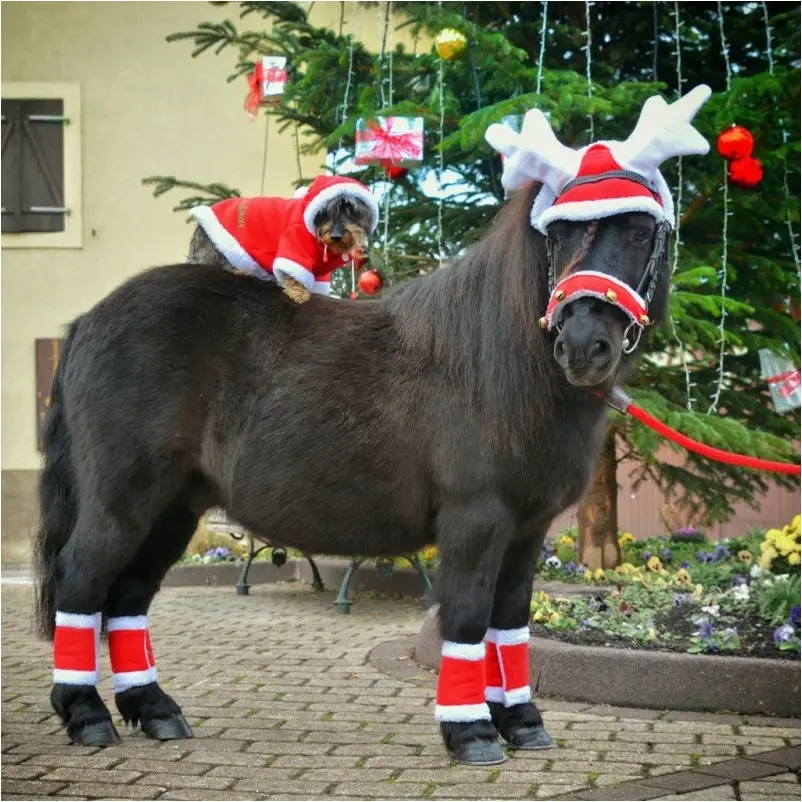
112,668,158,694
272,257,315,292
503,686,532,707
55,611,101,630
302,184,379,235
53,668,99,686
188,205,262,273
294,186,309,199
441,641,486,661
107,616,148,632
485,686,505,703
485,627,530,646
535,195,666,235
312,280,332,296
435,702,492,723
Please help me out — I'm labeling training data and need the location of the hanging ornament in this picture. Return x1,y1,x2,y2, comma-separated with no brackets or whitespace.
358,269,383,296
716,125,754,161
384,165,408,181
434,28,467,61
729,156,763,189
244,56,288,119
759,349,801,413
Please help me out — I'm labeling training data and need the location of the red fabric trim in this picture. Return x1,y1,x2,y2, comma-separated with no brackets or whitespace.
498,642,529,692
485,642,503,689
109,629,155,674
555,177,661,208
436,655,486,707
54,626,96,672
546,272,647,329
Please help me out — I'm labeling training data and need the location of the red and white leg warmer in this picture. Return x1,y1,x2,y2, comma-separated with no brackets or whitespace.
435,641,491,723
107,616,157,693
485,627,532,707
53,611,102,686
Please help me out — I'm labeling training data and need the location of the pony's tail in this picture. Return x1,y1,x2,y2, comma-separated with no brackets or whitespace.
34,318,81,641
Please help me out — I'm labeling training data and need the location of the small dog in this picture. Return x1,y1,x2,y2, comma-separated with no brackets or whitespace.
187,175,378,303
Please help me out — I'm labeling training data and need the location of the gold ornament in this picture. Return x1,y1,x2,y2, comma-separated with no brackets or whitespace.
435,28,467,61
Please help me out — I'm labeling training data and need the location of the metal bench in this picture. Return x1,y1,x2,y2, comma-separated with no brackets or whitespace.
205,508,434,612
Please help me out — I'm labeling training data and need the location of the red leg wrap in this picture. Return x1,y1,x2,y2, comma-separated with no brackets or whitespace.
53,612,101,686
108,616,157,693
486,627,531,707
435,641,491,723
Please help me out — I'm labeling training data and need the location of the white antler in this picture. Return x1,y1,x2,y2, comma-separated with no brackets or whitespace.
486,109,581,193
612,84,712,177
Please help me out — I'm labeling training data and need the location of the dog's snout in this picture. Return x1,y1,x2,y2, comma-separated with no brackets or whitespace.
329,221,345,242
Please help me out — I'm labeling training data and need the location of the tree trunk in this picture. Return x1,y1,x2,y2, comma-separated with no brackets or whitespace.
577,427,620,569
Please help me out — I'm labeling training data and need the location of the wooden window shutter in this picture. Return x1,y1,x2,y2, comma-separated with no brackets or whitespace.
2,98,66,234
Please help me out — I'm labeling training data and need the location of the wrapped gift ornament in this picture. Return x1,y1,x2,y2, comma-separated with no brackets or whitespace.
759,349,801,413
355,117,424,168
244,56,288,117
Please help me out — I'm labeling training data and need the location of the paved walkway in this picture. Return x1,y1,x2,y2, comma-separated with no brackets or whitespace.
1,579,799,801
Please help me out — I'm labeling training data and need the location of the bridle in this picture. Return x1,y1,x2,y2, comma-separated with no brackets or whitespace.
540,171,671,355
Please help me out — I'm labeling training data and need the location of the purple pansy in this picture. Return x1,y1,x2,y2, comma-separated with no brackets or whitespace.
789,605,801,628
774,624,796,645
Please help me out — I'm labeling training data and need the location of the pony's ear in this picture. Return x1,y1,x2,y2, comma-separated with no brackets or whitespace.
612,84,712,177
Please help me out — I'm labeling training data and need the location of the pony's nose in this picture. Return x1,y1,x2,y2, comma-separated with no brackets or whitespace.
554,319,613,373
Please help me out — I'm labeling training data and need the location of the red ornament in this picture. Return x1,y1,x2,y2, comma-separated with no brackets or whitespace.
349,291,359,300
384,165,408,181
358,269,383,296
729,156,763,189
716,126,754,161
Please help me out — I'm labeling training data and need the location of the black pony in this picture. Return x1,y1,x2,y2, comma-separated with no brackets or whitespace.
34,181,669,763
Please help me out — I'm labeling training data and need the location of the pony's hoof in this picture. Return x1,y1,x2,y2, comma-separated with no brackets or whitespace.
504,725,554,751
71,720,122,747
142,713,194,741
449,739,507,766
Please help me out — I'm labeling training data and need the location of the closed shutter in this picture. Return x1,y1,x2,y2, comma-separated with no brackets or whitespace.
2,98,66,234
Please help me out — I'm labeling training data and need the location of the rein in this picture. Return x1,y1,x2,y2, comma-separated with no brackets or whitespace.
600,387,801,477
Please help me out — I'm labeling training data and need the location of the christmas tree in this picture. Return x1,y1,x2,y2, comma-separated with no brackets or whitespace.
146,1,800,567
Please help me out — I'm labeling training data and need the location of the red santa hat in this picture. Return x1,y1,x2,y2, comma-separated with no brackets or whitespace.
485,85,712,234
297,175,379,235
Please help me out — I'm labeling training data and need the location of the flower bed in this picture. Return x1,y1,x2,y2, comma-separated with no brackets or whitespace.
532,516,801,659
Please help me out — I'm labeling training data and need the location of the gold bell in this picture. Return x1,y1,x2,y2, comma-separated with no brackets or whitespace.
538,316,548,329
555,290,565,301
605,289,618,302
640,314,650,326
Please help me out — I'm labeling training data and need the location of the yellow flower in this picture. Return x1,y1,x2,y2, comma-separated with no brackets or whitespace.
594,568,607,582
789,552,801,566
548,611,561,624
533,610,544,622
422,546,438,561
535,590,550,604
616,562,635,575
758,547,777,571
646,556,663,572
618,532,636,545
674,568,692,586
737,550,753,565
584,569,593,582
791,514,800,532
692,583,705,601
557,534,575,547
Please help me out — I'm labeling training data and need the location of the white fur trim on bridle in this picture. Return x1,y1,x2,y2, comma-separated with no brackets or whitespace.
272,257,315,291
441,641,486,661
188,205,262,274
434,702,492,723
302,184,379,235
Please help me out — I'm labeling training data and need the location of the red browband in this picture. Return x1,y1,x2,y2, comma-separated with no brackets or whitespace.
540,271,650,332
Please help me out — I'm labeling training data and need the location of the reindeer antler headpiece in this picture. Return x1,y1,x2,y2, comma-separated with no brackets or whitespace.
485,85,712,234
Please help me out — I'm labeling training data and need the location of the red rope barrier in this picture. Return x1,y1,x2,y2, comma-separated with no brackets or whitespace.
627,402,801,477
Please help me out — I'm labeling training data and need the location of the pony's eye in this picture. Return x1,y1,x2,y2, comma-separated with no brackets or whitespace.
633,228,651,244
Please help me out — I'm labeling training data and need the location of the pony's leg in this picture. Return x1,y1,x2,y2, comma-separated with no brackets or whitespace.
50,503,150,747
435,500,512,766
105,502,199,741
486,535,553,751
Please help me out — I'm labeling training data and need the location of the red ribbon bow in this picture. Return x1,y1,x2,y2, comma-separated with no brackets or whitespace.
768,369,801,399
244,64,288,118
359,118,422,166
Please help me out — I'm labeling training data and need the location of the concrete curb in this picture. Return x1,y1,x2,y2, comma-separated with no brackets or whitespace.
415,605,800,717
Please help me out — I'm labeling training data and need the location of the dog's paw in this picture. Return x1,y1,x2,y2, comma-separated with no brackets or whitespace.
282,278,312,305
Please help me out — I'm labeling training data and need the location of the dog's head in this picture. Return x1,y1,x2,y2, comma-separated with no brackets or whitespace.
314,195,373,256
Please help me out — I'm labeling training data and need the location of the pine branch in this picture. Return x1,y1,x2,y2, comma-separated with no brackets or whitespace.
141,176,240,213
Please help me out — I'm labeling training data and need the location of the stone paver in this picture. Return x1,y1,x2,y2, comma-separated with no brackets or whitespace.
2,580,800,801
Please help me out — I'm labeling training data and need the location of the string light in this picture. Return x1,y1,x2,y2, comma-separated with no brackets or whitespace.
761,1,800,278
584,0,594,142
668,0,694,410
436,0,445,267
708,1,732,414
536,0,548,96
